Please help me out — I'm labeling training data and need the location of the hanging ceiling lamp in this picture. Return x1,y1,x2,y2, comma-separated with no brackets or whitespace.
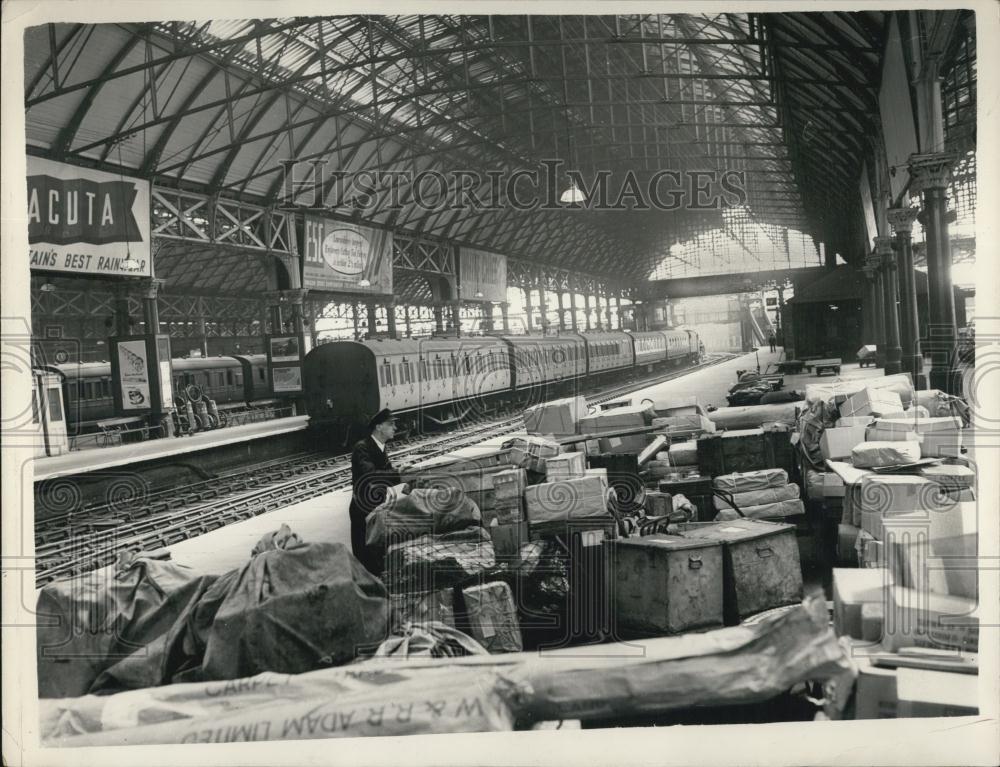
559,99,586,205
358,278,372,288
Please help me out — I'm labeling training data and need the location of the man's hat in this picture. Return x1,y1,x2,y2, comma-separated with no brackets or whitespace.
368,408,396,430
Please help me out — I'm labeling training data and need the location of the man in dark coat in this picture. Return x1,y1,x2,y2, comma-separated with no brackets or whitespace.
349,408,401,574
767,330,777,353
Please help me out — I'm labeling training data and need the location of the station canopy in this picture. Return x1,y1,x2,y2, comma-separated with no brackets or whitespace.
25,13,906,290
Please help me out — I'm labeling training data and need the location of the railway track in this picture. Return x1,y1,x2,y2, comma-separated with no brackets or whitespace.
35,354,735,586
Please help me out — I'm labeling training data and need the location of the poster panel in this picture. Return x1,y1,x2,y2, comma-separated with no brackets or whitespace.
302,219,393,295
269,336,301,363
117,339,152,411
27,157,152,277
272,366,303,393
459,247,507,303
156,336,174,410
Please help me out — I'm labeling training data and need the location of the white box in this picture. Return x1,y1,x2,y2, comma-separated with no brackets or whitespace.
838,416,874,427
832,568,890,639
544,451,587,480
822,472,846,498
919,464,975,491
895,668,978,717
858,475,936,540
882,586,979,653
840,387,904,418
819,425,869,460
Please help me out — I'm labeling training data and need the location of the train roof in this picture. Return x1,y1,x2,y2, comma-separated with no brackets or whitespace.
310,337,506,359
172,356,242,370
500,334,584,346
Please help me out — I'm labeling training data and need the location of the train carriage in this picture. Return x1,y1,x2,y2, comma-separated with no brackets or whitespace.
303,336,511,436
500,335,585,391
577,330,635,375
630,330,670,368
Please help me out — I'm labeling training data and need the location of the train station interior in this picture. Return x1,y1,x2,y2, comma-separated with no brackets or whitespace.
2,7,996,762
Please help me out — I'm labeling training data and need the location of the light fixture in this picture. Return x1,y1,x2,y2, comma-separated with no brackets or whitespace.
669,242,686,257
122,257,141,271
474,290,484,299
358,278,371,288
39,282,57,293
560,180,586,204
559,99,586,205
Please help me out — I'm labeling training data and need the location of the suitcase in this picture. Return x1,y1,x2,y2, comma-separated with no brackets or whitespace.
606,534,724,635
587,453,644,512
657,476,714,521
696,430,796,480
673,518,803,625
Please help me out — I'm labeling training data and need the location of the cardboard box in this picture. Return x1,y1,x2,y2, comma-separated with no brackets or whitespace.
390,588,456,628
713,468,789,494
895,668,978,717
488,520,529,558
865,425,920,443
597,434,650,455
544,451,587,480
837,415,875,427
712,483,799,510
873,416,963,458
852,440,921,468
736,498,805,520
882,586,979,653
860,538,884,569
919,464,975,491
460,581,523,653
853,659,900,719
667,441,698,467
524,475,613,526
823,472,846,498
861,602,884,642
858,475,936,540
893,544,978,601
506,436,561,473
832,568,890,639
840,387,904,418
493,468,527,500
819,425,869,461
837,523,860,565
523,396,588,437
578,404,655,435
482,498,524,527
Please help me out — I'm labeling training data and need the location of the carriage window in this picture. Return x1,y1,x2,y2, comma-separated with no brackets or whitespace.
227,371,234,386
101,380,110,397
48,388,63,421
258,368,265,381
32,390,39,424
77,381,85,398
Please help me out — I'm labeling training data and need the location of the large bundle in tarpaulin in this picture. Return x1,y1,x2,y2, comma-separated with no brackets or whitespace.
366,486,481,547
42,595,851,745
192,538,390,680
36,551,218,699
384,527,496,592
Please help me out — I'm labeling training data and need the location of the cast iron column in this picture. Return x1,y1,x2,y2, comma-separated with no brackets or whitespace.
887,207,923,386
568,291,578,331
365,301,377,338
583,293,592,331
523,287,533,334
861,258,880,362
869,250,887,368
536,280,548,334
615,294,623,329
909,153,959,394
500,302,510,333
875,236,903,375
385,299,397,339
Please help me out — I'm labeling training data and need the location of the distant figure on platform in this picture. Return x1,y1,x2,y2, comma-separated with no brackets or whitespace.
349,408,400,574
767,330,777,353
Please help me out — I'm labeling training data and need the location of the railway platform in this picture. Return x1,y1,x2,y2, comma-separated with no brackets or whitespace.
34,415,310,482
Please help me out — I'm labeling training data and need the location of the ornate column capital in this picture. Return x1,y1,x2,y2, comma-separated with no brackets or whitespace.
280,288,308,306
908,152,957,195
874,236,896,269
862,251,881,279
140,277,166,300
887,207,919,236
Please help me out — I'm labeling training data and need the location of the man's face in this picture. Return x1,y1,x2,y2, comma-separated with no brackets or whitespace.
374,419,396,442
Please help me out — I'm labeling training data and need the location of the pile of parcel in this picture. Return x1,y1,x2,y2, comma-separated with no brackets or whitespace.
798,374,980,718
36,380,978,744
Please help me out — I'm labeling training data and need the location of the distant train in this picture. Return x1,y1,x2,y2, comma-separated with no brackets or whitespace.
303,328,703,442
39,354,273,433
